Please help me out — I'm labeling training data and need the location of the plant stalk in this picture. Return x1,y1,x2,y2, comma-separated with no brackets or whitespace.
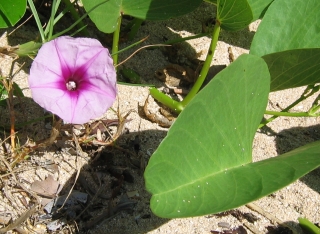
27,0,45,42
112,36,149,56
52,0,110,39
61,0,89,36
127,18,144,41
149,23,220,114
149,88,183,113
298,217,320,234
259,85,320,128
181,23,220,106
264,110,313,117
112,16,122,67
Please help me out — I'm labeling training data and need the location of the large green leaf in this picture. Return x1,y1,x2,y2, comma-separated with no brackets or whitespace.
0,0,26,28
144,54,271,218
263,48,320,92
246,0,273,20
82,0,203,33
250,0,320,57
217,0,252,31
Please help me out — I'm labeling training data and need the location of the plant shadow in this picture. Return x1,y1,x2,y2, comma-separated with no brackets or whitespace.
274,124,320,194
266,221,301,234
0,97,171,233
49,128,170,233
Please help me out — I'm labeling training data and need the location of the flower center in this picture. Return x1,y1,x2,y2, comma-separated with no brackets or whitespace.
66,80,77,91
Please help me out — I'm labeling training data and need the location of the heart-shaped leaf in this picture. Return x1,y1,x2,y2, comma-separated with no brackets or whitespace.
263,48,320,92
0,0,26,28
250,0,320,57
82,0,203,33
217,0,252,31
144,54,270,218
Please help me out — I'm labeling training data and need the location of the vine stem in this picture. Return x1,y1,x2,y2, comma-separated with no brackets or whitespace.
61,0,89,36
259,85,320,128
149,88,183,112
112,16,122,67
181,22,220,106
150,22,221,113
264,110,312,117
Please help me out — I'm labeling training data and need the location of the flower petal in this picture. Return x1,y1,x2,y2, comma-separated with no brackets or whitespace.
29,36,117,124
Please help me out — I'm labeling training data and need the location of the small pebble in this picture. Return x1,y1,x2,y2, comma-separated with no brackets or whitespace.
218,222,231,228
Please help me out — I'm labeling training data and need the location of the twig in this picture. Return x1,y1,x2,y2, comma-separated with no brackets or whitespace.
246,203,299,234
115,44,170,67
91,110,135,146
8,14,34,36
243,221,264,234
57,133,83,212
0,150,40,233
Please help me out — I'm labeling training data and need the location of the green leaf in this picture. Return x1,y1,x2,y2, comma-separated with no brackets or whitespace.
250,0,320,57
217,0,253,31
12,82,24,98
0,82,24,98
144,54,271,218
246,0,273,20
82,0,203,33
0,82,7,107
0,0,26,28
204,0,217,4
263,48,320,92
205,0,273,20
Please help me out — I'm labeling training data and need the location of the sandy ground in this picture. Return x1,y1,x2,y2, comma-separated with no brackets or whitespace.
0,2,319,234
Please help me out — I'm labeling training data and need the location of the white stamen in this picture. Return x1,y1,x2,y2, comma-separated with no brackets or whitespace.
66,81,77,91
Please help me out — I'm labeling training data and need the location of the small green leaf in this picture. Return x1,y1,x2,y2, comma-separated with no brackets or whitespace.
250,0,320,57
217,0,253,31
0,0,26,28
82,0,203,33
0,81,24,107
0,82,7,107
0,100,6,107
263,48,320,92
144,54,270,218
120,68,141,84
12,82,24,97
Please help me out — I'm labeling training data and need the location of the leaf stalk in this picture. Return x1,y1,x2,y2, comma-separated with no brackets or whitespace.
259,85,320,128
149,22,221,113
112,16,122,67
181,22,220,106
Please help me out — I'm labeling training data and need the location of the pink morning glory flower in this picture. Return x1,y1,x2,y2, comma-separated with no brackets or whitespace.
28,36,117,124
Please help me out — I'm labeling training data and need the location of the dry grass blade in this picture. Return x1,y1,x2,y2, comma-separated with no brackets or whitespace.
246,203,298,234
0,205,37,233
91,109,135,146
57,133,84,212
115,44,170,67
11,118,62,166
